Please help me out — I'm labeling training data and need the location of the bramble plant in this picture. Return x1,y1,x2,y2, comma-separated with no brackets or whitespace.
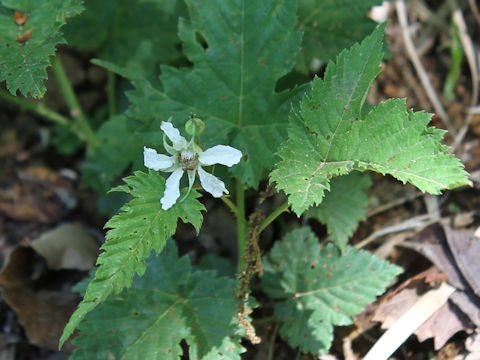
0,0,472,358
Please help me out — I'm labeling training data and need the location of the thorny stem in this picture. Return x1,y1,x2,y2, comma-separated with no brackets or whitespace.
235,211,263,345
233,190,289,344
51,55,100,147
0,89,70,127
236,179,247,270
257,201,290,236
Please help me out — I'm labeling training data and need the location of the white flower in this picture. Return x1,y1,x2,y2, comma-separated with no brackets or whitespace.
144,121,242,210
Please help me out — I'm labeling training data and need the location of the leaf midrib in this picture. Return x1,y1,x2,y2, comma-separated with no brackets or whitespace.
122,298,182,358
237,0,245,127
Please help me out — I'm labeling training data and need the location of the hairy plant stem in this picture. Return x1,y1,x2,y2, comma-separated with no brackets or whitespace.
51,55,100,147
0,89,70,126
235,211,263,344
234,192,290,344
107,71,116,117
236,180,247,270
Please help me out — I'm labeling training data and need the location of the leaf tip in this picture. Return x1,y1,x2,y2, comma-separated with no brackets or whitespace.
58,322,74,350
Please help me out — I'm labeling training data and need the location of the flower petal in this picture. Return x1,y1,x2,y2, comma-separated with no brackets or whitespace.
161,122,187,151
144,147,175,171
179,169,196,203
197,166,228,197
163,135,177,156
198,145,242,167
161,168,184,210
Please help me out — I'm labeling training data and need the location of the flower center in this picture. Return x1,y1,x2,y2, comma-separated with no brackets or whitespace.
180,149,198,170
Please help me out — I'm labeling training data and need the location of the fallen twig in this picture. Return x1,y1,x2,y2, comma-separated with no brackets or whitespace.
355,213,436,249
469,0,480,25
363,282,455,360
395,0,457,136
451,8,480,152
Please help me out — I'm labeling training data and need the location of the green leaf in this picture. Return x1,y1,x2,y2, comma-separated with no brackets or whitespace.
60,171,206,347
271,25,471,215
197,254,236,278
306,173,371,250
82,114,143,193
0,0,83,98
63,0,186,82
109,0,306,188
296,0,385,73
91,40,158,92
71,240,244,360
261,227,402,354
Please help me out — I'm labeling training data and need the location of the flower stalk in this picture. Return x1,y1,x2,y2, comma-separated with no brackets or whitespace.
51,55,99,147
0,89,70,127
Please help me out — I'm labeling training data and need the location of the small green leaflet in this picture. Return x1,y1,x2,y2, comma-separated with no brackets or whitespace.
306,173,371,250
0,0,83,98
59,171,206,347
296,0,386,73
70,240,244,360
102,0,307,189
271,24,471,215
63,0,185,82
261,227,402,354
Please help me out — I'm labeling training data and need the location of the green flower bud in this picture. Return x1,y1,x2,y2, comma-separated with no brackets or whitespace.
185,117,206,136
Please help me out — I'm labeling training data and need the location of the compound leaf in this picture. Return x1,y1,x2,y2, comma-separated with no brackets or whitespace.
297,0,386,73
271,25,471,215
107,0,306,188
60,171,205,347
0,0,83,98
71,240,244,360
306,173,371,250
261,227,402,354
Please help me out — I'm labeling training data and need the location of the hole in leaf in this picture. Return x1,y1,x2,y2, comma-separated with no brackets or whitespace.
180,340,188,356
195,31,208,51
